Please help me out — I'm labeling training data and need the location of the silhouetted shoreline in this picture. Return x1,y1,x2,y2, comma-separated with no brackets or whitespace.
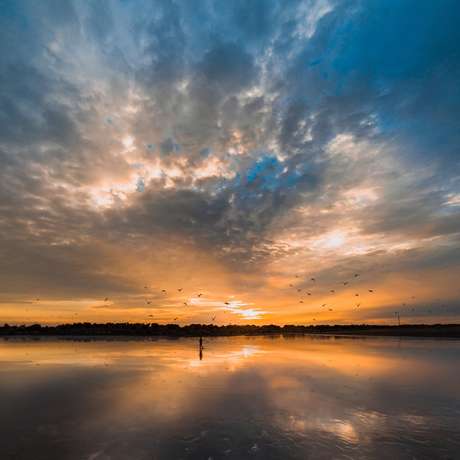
1,323,460,338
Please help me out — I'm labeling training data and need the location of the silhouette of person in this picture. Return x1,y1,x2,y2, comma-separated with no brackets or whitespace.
199,336,203,360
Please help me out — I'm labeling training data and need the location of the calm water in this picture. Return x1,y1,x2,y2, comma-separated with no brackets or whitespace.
1,336,459,460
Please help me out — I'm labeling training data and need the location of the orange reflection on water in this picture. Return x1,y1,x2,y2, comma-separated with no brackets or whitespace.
1,335,459,460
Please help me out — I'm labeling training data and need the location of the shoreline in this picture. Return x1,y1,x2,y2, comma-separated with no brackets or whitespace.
1,324,460,339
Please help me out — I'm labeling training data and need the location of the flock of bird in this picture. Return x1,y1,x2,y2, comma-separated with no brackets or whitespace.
93,272,425,325
30,273,450,324
290,273,371,312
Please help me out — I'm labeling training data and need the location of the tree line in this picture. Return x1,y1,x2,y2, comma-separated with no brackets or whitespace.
1,322,459,337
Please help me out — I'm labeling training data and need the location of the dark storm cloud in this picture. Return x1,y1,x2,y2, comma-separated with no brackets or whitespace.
0,0,459,303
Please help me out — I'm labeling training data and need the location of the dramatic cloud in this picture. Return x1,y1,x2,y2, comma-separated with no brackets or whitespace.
1,0,459,324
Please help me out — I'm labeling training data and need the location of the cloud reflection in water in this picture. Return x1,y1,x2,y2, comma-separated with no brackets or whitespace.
0,336,459,459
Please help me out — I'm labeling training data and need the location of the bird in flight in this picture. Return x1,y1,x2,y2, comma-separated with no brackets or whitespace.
161,289,166,293
299,300,304,303
368,289,374,293
310,278,316,282
297,288,302,292
183,302,188,306
104,297,109,302
197,293,203,297
343,281,349,286
178,288,183,292
355,293,360,297
330,290,335,293
224,301,230,305
146,300,151,305
354,274,360,278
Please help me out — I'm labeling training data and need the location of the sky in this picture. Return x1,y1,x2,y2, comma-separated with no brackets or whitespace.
1,0,459,325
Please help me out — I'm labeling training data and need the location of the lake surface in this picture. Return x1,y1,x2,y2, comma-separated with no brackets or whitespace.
1,335,459,460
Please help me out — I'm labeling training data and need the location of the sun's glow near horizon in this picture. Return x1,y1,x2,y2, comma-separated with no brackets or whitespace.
0,0,459,326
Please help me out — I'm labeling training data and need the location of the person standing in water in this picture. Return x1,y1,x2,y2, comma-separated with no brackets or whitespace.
199,336,203,360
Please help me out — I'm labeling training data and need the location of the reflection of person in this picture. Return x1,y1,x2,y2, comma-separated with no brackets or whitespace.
199,336,203,361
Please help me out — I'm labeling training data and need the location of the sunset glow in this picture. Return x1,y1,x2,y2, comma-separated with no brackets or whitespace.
0,0,459,326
